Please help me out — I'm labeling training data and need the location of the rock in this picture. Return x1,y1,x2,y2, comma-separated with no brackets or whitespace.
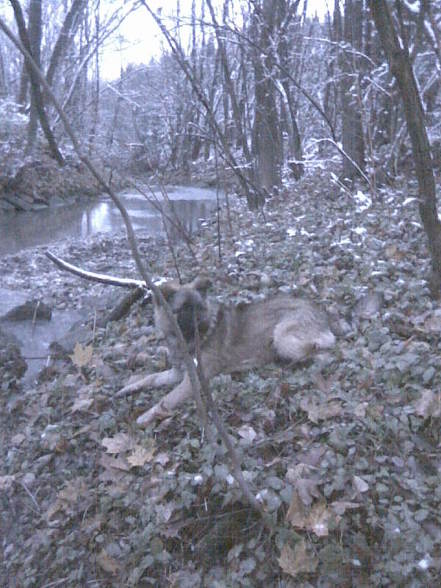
0,327,27,381
2,193,33,211
0,199,17,212
49,321,92,357
1,300,52,321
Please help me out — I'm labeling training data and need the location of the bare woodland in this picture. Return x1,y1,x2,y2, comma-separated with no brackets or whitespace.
1,1,441,586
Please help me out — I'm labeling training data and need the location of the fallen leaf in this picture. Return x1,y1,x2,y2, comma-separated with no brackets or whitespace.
286,491,308,527
238,424,257,443
155,502,175,524
300,398,343,423
353,402,367,418
308,501,331,537
11,433,26,446
96,549,120,575
424,313,441,332
102,433,134,454
155,452,170,466
296,477,321,506
414,389,441,418
286,491,331,537
100,453,131,472
127,445,155,468
331,501,360,515
70,342,93,368
58,478,88,503
71,396,93,413
278,540,318,577
0,475,15,490
46,478,88,519
353,475,369,494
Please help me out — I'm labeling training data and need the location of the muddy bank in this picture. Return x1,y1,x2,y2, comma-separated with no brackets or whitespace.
0,156,124,213
0,155,230,214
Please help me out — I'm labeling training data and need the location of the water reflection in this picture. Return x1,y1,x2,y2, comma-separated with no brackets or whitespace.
0,187,220,255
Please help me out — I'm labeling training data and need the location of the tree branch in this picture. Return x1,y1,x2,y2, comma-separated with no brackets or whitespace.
45,250,146,289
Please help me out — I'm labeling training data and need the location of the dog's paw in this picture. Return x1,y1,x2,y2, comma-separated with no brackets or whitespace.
136,402,170,426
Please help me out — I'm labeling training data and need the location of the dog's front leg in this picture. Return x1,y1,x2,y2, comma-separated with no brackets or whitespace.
136,372,192,425
116,368,182,398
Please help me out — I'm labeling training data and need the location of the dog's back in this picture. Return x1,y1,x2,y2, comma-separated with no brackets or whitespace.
199,294,335,377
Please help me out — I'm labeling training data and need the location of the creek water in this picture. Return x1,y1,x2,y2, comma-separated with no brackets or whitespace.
0,185,221,255
0,185,222,382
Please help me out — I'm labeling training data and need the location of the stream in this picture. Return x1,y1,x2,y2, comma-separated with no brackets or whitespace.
0,185,221,255
0,185,222,382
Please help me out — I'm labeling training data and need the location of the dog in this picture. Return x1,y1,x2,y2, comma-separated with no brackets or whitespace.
118,276,336,425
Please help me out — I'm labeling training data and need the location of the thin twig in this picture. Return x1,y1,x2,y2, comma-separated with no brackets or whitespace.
16,480,41,513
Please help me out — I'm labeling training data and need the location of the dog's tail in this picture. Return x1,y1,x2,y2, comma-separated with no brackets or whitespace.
273,321,335,363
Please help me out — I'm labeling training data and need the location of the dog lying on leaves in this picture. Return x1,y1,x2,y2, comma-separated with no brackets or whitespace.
118,276,336,425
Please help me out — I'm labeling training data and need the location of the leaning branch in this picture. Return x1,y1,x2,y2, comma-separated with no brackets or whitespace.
45,250,146,289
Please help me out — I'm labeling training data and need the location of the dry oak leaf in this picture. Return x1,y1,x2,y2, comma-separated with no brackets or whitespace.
70,342,93,368
295,477,321,506
286,490,308,528
96,549,120,575
286,491,331,537
308,501,331,537
99,453,131,473
278,540,318,578
127,444,156,468
300,397,343,423
102,432,134,454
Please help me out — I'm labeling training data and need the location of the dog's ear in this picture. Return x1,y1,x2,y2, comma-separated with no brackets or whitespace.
190,276,212,293
157,280,179,302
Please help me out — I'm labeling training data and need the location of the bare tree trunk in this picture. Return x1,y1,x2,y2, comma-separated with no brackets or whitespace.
206,0,252,160
251,0,282,197
277,0,304,179
16,55,28,110
10,0,64,164
369,0,441,297
88,0,100,156
0,44,6,97
106,70,122,148
340,0,365,182
24,0,40,155
46,0,85,88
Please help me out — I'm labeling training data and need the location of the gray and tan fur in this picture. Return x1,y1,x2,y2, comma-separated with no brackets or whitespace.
119,277,336,425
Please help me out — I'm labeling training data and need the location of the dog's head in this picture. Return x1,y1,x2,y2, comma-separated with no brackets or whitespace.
154,276,212,344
